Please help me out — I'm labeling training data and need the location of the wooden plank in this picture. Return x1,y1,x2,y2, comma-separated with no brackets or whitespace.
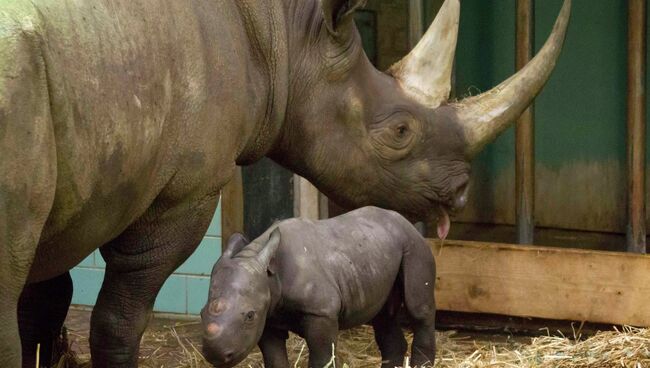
220,167,244,250
429,239,650,326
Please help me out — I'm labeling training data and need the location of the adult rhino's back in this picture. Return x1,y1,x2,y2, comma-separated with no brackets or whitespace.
1,0,265,281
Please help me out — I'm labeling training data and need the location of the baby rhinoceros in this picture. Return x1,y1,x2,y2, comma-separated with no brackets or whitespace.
201,207,437,368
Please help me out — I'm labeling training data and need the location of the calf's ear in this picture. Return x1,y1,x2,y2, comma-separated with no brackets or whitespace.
257,228,281,271
321,0,366,37
223,232,250,258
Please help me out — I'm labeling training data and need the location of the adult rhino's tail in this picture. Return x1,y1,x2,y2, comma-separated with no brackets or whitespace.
0,9,57,367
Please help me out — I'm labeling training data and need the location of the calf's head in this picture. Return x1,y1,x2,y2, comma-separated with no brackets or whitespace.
272,0,570,238
201,231,280,368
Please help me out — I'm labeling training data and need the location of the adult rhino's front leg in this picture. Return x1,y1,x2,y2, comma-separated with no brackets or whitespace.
89,190,220,367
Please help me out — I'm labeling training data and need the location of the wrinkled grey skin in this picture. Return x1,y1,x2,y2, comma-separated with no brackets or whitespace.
0,0,493,366
202,207,437,368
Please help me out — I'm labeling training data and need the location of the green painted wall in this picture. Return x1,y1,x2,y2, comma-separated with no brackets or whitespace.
71,203,221,314
446,0,647,233
453,0,628,171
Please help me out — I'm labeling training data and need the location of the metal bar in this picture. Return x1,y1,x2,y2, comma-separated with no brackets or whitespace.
515,0,535,244
409,0,424,48
626,0,647,253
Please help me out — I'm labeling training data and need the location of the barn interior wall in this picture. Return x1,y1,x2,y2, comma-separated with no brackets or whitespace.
451,0,645,236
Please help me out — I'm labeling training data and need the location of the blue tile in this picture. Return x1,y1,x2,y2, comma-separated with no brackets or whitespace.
78,253,95,267
95,250,106,268
206,202,221,237
71,268,105,306
153,275,187,314
176,237,221,275
187,276,210,315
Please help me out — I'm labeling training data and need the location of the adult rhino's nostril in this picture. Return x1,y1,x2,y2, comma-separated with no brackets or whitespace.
453,182,470,210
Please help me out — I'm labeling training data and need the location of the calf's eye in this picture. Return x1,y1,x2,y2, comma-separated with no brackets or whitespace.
245,311,256,322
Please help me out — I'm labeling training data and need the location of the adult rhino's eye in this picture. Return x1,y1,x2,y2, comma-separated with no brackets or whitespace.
396,124,408,137
245,311,256,322
369,112,418,160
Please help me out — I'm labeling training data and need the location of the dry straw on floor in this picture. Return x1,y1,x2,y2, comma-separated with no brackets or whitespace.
54,323,650,368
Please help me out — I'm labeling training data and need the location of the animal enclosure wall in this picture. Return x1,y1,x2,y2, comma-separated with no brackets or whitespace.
70,204,222,314
452,0,649,240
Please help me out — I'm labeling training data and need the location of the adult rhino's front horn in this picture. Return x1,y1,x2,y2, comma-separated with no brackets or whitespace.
390,0,571,158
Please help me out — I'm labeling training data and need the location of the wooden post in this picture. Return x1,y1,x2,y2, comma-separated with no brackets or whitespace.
626,0,646,253
220,167,244,251
410,0,427,236
318,192,330,220
515,0,535,245
409,0,424,48
293,175,320,220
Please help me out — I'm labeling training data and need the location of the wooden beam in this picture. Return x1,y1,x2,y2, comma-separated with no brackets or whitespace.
626,0,647,253
409,0,424,48
430,239,650,326
293,175,320,220
515,0,535,245
220,167,244,251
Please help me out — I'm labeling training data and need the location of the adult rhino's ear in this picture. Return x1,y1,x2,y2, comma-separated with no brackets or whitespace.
321,0,366,37
223,232,250,258
257,228,281,273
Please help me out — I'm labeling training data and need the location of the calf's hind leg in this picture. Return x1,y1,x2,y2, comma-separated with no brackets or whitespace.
371,289,407,368
401,239,437,367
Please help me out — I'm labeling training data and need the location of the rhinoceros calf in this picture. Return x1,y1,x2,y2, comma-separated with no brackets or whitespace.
201,207,436,368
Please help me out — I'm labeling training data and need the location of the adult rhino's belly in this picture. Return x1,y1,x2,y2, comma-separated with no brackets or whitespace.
27,178,158,283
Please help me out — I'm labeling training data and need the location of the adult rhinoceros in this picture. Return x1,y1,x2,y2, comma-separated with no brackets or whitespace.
0,0,570,366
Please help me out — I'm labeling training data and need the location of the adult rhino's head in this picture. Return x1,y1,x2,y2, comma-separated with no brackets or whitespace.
270,0,570,238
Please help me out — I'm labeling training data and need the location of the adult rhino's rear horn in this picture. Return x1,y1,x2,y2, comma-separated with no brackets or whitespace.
388,0,460,109
455,0,571,158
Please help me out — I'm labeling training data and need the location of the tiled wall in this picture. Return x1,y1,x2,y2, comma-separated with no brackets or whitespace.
71,203,222,315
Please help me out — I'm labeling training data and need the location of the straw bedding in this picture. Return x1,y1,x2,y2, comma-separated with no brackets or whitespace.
52,322,650,368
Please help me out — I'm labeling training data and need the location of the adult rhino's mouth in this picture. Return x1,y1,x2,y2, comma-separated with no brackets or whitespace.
436,206,451,241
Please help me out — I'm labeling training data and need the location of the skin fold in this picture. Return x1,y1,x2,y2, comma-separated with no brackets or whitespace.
202,207,437,368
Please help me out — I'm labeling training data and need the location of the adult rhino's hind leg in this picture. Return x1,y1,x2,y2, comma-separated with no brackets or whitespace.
18,272,73,368
0,18,57,368
401,238,437,367
89,191,220,368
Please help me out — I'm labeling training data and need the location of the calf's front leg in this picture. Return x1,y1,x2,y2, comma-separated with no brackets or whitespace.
90,193,219,367
259,327,290,368
301,316,339,368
